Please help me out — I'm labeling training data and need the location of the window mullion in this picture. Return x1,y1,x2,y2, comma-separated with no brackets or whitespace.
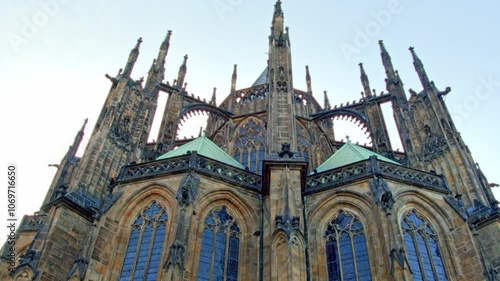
209,226,217,281
412,230,426,281
223,228,230,281
142,222,157,281
130,222,145,281
350,232,359,281
424,233,439,281
337,230,344,281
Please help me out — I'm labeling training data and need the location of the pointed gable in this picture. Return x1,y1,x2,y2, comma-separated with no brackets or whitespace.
157,135,244,169
314,141,400,173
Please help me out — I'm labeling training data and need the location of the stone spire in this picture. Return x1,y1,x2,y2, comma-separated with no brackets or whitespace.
305,65,312,93
175,55,188,89
211,87,217,105
324,91,331,109
122,37,142,78
359,63,372,98
409,46,431,89
379,40,396,80
67,118,88,160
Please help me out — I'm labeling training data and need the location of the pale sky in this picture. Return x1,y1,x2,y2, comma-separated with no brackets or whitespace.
1,0,499,241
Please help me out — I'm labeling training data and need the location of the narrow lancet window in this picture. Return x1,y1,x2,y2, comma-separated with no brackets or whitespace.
324,210,372,281
119,202,168,281
197,206,241,281
402,210,448,281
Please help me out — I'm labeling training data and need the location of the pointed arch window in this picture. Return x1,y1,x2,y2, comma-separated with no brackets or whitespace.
119,202,168,281
324,210,372,281
297,125,311,172
402,210,448,281
232,119,265,174
197,206,241,281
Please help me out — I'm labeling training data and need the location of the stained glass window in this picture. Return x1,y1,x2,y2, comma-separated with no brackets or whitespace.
297,125,311,172
197,206,241,281
119,202,168,281
233,119,266,174
324,211,372,281
402,210,448,281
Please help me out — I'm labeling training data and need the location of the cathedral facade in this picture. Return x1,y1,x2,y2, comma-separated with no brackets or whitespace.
2,1,499,280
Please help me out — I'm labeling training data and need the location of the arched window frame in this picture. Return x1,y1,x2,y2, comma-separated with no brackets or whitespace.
232,119,266,174
401,210,448,281
118,201,169,281
197,206,241,281
324,210,372,281
297,124,311,172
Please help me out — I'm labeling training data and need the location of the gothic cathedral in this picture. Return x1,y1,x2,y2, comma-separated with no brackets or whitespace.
2,1,499,280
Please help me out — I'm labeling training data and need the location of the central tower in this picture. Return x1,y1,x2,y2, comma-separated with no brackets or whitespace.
266,0,298,154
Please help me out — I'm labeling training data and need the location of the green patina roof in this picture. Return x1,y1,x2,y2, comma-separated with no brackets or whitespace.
314,141,400,173
156,135,245,169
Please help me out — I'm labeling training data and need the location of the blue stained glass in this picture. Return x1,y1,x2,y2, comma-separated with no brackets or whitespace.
211,229,227,280
197,206,241,281
144,204,161,220
250,149,257,173
227,236,240,281
353,233,372,280
215,207,231,226
325,211,372,281
326,239,340,281
158,212,168,222
340,233,356,281
429,237,448,281
416,233,435,281
133,223,153,280
258,147,265,175
404,232,423,281
408,211,424,228
242,150,249,168
120,204,168,281
133,216,143,226
145,225,166,280
119,228,140,281
233,150,240,163
197,228,214,281
335,212,352,230
351,221,362,231
205,214,216,226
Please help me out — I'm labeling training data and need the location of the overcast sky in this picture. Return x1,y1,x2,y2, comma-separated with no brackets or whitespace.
1,0,499,240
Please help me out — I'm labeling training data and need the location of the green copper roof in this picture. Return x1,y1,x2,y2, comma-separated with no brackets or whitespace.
156,135,245,169
314,141,400,173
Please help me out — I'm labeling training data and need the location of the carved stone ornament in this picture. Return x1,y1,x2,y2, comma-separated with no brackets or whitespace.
275,213,300,240
444,194,468,220
176,172,200,207
164,240,185,273
420,125,448,161
278,142,295,158
390,247,412,275
109,116,132,150
369,176,395,214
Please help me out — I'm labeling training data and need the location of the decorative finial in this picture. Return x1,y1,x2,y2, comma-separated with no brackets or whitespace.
346,135,351,143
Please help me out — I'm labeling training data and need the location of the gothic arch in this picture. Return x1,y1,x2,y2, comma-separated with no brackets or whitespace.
392,189,454,230
189,195,257,281
109,182,176,222
393,192,463,280
308,190,377,229
307,190,382,280
108,184,177,281
230,116,266,173
296,122,312,169
270,231,307,281
11,268,34,281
